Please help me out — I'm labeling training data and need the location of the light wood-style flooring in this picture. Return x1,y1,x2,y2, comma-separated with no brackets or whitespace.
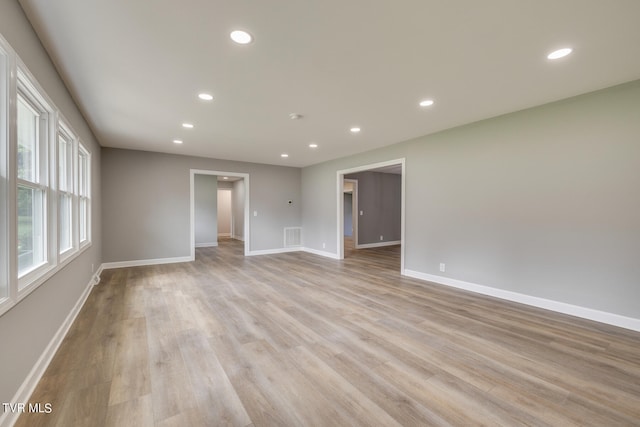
17,238,640,426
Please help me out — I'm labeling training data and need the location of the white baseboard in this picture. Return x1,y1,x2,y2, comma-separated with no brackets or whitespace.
0,273,96,427
232,235,244,241
403,269,640,332
356,240,401,249
217,233,231,238
101,255,193,269
195,242,218,248
243,246,341,259
302,247,341,260
247,247,302,256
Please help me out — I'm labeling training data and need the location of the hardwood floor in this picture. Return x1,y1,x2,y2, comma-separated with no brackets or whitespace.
17,238,640,426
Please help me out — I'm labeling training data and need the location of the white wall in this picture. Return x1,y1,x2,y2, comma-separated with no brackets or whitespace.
217,189,232,236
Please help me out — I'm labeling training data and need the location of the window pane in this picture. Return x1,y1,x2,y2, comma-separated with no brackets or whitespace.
17,97,39,182
18,185,45,276
58,134,72,192
78,150,87,196
59,193,72,253
79,197,87,242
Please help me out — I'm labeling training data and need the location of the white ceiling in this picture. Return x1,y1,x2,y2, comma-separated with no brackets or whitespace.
18,0,640,168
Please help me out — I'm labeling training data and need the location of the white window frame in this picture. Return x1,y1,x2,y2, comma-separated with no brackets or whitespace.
0,37,10,314
15,66,56,294
78,143,91,248
57,119,78,261
0,33,93,317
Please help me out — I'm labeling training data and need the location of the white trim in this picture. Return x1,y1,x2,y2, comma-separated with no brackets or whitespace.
232,246,341,260
302,247,341,260
190,170,250,257
356,240,401,249
336,158,405,273
403,269,640,332
247,247,302,256
101,256,193,270
232,234,244,241
0,272,95,427
343,179,358,246
217,233,231,238
195,242,218,248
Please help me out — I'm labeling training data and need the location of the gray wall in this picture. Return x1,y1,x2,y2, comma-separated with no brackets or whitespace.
233,179,245,240
344,193,353,237
345,171,401,244
194,174,218,246
302,80,640,319
102,148,301,262
0,0,102,406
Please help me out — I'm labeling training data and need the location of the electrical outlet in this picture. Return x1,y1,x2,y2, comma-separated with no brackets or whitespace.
322,243,326,249
360,210,363,216
380,235,383,241
253,210,258,217
439,263,446,272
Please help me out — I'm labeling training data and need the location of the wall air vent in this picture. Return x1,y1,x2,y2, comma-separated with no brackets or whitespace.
284,227,302,248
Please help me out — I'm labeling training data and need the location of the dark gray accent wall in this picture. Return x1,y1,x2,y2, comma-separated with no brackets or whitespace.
101,148,301,262
344,193,353,237
302,80,640,319
345,171,401,244
0,0,102,406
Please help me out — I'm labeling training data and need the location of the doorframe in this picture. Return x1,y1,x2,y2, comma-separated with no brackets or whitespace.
336,158,405,273
190,169,250,258
343,178,358,247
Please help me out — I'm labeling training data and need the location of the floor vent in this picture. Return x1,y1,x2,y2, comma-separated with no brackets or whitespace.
284,227,302,247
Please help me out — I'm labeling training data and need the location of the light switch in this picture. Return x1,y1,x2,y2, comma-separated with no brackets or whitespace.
253,211,258,217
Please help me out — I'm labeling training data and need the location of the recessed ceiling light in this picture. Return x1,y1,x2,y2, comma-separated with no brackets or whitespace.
547,48,572,60
198,93,214,101
289,113,303,120
309,143,318,148
223,176,229,180
230,30,253,45
419,99,434,107
350,127,361,133
173,139,183,144
182,123,194,129
281,153,289,158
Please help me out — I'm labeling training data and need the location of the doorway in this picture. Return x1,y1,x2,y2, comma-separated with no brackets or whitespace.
336,159,405,273
343,179,358,255
190,169,250,258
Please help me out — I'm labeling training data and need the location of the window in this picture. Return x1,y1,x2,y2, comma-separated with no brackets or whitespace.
0,35,92,317
58,124,75,256
78,144,90,246
16,90,49,280
0,43,8,304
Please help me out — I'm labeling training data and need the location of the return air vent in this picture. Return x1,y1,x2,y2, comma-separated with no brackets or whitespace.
284,227,302,248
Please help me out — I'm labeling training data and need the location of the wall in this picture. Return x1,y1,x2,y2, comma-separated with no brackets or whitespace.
232,179,245,240
344,193,353,237
302,80,640,320
345,171,401,245
217,189,232,236
102,148,301,262
0,0,102,409
194,174,217,246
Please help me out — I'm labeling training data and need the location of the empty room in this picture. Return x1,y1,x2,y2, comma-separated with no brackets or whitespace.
1,0,639,426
